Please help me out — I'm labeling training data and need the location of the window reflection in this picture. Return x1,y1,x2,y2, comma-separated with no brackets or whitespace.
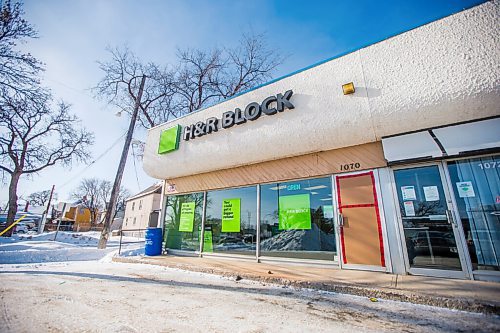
448,155,500,271
204,186,257,255
260,177,336,260
163,192,203,251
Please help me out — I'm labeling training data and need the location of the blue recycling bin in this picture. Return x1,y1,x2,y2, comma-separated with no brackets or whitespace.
145,227,163,256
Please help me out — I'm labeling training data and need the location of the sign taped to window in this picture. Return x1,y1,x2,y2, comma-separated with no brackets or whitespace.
203,228,213,252
323,205,334,219
403,201,415,217
179,202,195,232
456,181,475,198
423,186,439,201
221,198,241,232
401,186,416,200
279,194,311,230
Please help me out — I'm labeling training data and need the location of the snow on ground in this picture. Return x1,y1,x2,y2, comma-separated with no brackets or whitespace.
0,231,144,264
0,233,499,332
1,259,499,333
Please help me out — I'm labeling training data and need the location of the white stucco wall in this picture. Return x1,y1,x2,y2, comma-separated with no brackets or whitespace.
143,1,499,180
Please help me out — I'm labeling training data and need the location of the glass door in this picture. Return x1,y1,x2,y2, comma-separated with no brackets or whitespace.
393,164,468,277
447,155,500,275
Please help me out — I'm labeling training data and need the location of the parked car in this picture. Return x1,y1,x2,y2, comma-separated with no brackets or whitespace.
0,212,40,225
13,223,29,234
412,231,458,257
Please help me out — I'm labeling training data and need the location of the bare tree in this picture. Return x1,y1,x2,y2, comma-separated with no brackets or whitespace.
0,1,94,236
27,189,54,207
112,187,131,220
0,94,94,236
71,178,101,226
0,0,43,98
173,32,283,116
93,47,177,128
98,179,130,220
175,48,224,113
216,33,284,98
71,178,129,226
94,32,284,129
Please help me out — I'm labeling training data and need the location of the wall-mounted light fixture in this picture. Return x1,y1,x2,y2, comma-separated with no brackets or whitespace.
342,82,355,95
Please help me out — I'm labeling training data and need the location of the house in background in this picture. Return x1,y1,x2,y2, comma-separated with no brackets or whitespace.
122,183,162,237
45,202,93,232
65,204,93,232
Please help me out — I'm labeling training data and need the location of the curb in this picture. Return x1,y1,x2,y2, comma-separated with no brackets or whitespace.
112,256,500,315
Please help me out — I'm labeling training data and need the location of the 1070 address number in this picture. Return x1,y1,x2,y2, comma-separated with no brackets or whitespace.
340,163,361,171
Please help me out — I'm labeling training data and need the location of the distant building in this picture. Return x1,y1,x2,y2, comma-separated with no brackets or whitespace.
65,204,93,232
45,202,93,232
122,183,162,237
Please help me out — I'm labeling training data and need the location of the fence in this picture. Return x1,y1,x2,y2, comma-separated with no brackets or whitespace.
118,228,149,255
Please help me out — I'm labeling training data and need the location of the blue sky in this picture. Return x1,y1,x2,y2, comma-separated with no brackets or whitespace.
1,0,486,206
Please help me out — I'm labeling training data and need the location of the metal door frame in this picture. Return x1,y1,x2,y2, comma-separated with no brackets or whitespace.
443,155,500,281
390,162,471,279
332,170,389,272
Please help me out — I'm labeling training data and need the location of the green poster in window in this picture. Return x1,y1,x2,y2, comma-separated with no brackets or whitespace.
179,202,195,232
203,229,213,252
221,198,241,232
279,194,311,230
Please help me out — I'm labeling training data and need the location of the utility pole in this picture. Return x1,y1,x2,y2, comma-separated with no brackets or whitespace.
38,185,55,234
53,202,67,241
90,194,94,229
98,75,146,249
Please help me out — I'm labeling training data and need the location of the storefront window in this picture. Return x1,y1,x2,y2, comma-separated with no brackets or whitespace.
260,177,336,260
164,192,203,251
204,186,257,255
448,155,500,271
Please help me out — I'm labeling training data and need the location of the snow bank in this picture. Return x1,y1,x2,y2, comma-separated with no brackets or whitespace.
0,231,145,264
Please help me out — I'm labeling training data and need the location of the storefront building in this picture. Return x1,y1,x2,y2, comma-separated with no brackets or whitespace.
143,2,499,281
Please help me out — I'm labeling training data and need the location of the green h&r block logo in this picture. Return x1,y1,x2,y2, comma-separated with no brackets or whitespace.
158,125,181,154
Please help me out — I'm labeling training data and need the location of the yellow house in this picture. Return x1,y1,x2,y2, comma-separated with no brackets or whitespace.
64,205,93,232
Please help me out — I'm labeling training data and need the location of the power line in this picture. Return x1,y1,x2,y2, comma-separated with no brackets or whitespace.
131,147,142,191
44,77,94,98
57,130,128,190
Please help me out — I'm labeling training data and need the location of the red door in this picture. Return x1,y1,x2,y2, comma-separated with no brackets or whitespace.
336,171,385,267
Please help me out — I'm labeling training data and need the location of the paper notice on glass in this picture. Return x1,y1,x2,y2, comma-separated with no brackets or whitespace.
404,201,416,217
456,181,475,198
423,186,439,201
323,205,334,219
401,186,416,200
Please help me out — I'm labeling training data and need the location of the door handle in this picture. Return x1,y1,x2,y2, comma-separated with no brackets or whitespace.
338,213,344,227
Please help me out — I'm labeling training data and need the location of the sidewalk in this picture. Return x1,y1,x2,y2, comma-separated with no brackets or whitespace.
113,254,500,314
